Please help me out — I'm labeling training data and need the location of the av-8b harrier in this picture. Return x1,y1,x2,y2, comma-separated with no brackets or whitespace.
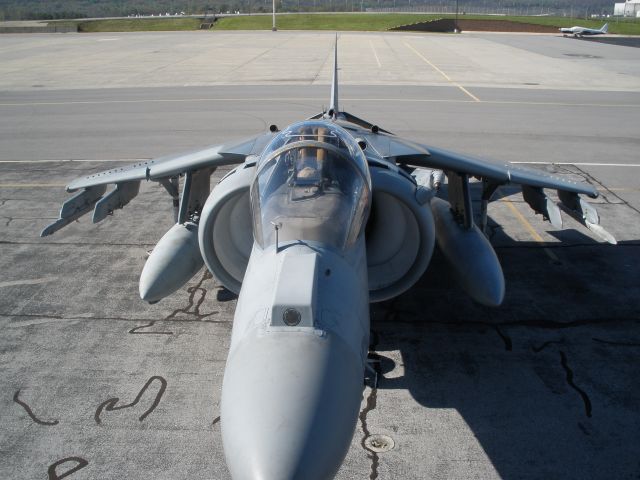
560,23,608,37
43,42,614,479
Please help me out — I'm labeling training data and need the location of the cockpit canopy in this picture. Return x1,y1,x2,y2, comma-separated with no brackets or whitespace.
251,121,371,251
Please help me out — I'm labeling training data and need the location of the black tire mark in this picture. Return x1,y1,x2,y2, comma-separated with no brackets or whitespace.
212,416,221,426
560,351,592,418
47,457,88,480
128,271,219,335
13,389,59,426
165,270,217,321
128,320,173,335
94,376,167,425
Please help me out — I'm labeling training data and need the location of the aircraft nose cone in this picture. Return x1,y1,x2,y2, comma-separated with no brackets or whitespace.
221,330,364,480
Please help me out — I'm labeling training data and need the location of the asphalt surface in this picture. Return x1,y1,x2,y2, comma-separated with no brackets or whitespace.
1,31,639,480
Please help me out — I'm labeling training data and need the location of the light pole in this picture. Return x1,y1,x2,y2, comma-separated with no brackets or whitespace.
454,0,459,33
272,0,277,30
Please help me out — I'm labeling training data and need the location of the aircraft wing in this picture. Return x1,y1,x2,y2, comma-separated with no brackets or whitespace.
360,129,613,243
42,132,274,237
361,130,596,196
66,133,273,191
410,143,597,197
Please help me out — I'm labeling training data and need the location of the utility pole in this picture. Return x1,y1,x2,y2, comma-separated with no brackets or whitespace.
454,0,459,33
272,0,277,30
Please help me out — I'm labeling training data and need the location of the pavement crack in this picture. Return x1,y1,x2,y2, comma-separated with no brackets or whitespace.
592,337,640,347
0,240,156,247
2,313,229,325
216,37,293,80
578,422,591,436
129,320,173,335
571,165,640,215
312,39,337,85
375,313,640,330
360,332,382,480
494,243,640,250
532,339,565,353
359,385,380,480
13,389,59,426
494,325,512,351
559,351,592,418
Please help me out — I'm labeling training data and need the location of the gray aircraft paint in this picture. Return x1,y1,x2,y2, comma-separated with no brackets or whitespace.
42,38,615,480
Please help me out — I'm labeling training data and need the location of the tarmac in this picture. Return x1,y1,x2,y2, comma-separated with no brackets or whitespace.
0,31,639,479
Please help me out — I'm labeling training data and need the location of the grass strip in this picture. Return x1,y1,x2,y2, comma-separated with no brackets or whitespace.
76,17,203,32
214,13,640,35
47,14,640,35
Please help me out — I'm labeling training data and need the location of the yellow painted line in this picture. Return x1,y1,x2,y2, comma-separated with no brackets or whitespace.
0,184,66,187
403,42,481,102
369,40,382,68
501,196,560,263
456,86,481,103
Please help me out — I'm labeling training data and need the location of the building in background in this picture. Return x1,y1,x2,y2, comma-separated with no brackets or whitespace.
614,0,640,16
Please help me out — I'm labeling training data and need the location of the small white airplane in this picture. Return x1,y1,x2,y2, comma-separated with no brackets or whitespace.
560,23,608,37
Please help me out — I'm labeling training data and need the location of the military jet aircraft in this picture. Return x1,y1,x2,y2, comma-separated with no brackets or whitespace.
43,40,614,479
560,23,608,37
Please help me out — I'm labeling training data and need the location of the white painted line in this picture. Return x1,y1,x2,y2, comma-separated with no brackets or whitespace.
0,184,66,187
0,97,457,107
489,100,640,108
0,158,147,163
0,98,637,108
403,42,481,102
512,162,640,167
369,40,382,68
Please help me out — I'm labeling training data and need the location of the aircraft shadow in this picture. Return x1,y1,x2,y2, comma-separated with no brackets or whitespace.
370,227,640,479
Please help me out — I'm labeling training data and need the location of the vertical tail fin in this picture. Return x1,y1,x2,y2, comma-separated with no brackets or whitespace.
329,34,339,118
601,23,608,33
